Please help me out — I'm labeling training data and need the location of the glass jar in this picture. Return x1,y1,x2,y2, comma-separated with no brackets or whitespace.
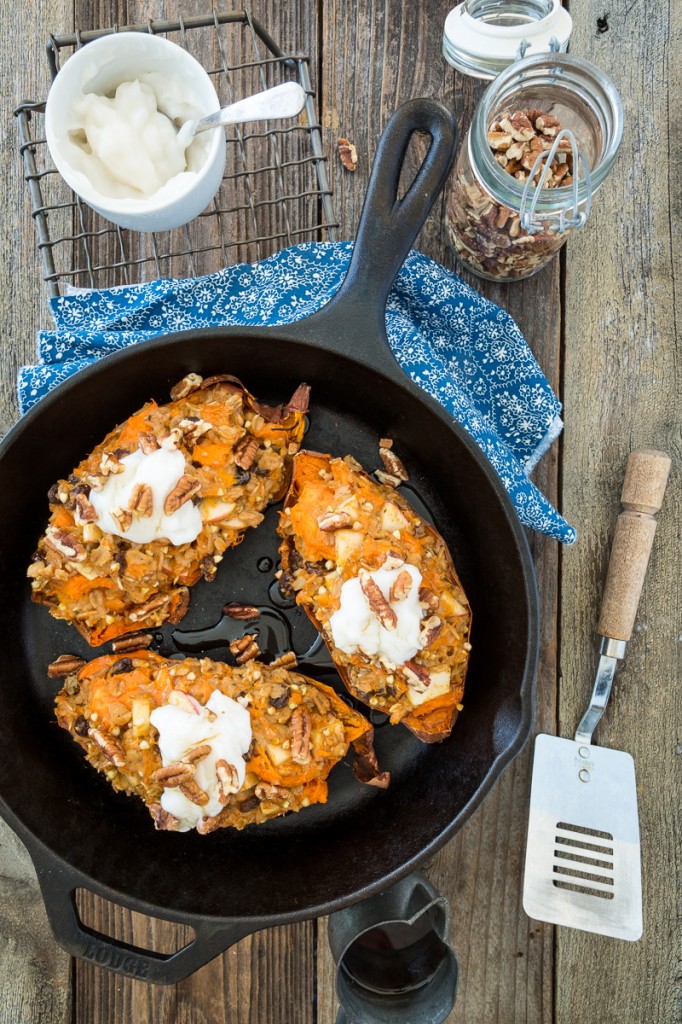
445,53,623,281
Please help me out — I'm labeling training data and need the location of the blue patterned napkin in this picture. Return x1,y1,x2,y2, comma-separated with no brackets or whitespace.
18,241,575,543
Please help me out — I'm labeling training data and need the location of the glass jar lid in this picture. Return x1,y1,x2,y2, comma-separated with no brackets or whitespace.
443,0,573,80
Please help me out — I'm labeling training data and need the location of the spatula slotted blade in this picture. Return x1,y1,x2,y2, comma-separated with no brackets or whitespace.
523,734,642,941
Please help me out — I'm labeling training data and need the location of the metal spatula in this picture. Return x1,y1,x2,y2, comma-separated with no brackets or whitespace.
523,448,671,941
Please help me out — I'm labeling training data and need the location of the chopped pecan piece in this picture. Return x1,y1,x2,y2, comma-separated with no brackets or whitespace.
359,572,397,630
306,687,331,715
137,432,160,455
290,706,312,764
255,781,289,803
234,436,259,471
196,815,222,835
128,482,153,518
47,654,86,679
419,615,443,648
170,373,204,400
74,492,98,523
45,527,86,562
223,602,260,621
418,587,439,612
150,803,182,831
90,727,126,768
160,428,183,451
215,759,240,803
337,137,358,171
164,475,201,516
317,510,353,532
111,507,133,533
100,452,124,476
389,569,413,603
374,469,401,488
178,417,212,444
167,587,190,624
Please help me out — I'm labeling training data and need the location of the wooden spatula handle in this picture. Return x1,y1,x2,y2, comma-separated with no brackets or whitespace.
598,449,671,641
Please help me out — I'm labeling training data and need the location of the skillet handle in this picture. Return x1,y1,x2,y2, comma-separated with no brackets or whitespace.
33,854,256,985
303,98,457,348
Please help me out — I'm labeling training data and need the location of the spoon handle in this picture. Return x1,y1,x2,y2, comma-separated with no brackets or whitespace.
193,82,306,135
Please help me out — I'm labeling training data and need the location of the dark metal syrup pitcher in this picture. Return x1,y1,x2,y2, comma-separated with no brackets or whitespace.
328,873,458,1024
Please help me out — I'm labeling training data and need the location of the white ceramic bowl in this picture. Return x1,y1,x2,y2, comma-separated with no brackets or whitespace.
45,33,226,232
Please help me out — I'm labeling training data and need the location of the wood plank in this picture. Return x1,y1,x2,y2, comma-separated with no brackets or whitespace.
0,1,72,1020
559,1,680,1022
63,2,319,1022
319,2,561,1021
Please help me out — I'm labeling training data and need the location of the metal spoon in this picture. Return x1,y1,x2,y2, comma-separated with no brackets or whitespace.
176,81,306,150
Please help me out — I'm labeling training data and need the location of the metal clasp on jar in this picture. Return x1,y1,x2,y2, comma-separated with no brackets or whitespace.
519,127,593,234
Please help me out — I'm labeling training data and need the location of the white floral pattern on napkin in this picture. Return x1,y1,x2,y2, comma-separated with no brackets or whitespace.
18,241,575,543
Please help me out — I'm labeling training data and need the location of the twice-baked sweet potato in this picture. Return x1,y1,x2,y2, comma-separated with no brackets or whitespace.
54,649,387,833
29,375,309,645
277,451,472,743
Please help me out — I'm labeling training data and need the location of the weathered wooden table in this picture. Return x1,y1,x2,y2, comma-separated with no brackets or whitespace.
1,2,679,1022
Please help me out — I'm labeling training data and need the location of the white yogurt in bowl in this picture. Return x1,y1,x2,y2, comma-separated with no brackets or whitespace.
45,33,226,232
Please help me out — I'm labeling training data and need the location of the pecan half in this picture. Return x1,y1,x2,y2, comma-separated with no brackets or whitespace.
150,803,182,831
268,651,298,670
285,383,311,413
151,761,195,788
45,527,86,562
236,641,260,664
128,593,169,622
229,633,257,657
215,759,240,803
179,778,210,806
138,432,160,455
223,602,260,620
390,569,413,603
290,706,312,764
128,482,153,518
184,744,212,765
317,510,353,532
418,587,439,612
111,632,153,653
338,137,358,171
234,436,259,471
47,654,86,679
359,572,397,630
164,475,201,516
170,373,204,400
379,446,409,482
90,727,126,768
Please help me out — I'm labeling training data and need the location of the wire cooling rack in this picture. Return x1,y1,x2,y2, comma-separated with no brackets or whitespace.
14,10,339,298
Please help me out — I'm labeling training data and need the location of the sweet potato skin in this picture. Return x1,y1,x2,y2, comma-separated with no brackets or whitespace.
278,451,472,742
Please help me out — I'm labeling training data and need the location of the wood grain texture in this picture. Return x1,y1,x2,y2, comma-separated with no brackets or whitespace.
559,1,681,1022
318,2,561,1021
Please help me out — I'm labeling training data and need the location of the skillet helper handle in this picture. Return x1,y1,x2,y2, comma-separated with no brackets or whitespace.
33,855,255,984
323,98,458,322
597,448,671,644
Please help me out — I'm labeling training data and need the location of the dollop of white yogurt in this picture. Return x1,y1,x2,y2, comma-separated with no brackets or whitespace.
329,564,424,666
88,447,203,546
150,690,253,832
70,79,189,198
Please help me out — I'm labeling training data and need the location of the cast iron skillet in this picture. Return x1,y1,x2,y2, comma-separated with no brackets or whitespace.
0,99,538,983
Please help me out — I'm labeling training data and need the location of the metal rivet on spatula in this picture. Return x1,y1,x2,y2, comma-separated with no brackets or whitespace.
579,747,590,758
578,768,590,783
